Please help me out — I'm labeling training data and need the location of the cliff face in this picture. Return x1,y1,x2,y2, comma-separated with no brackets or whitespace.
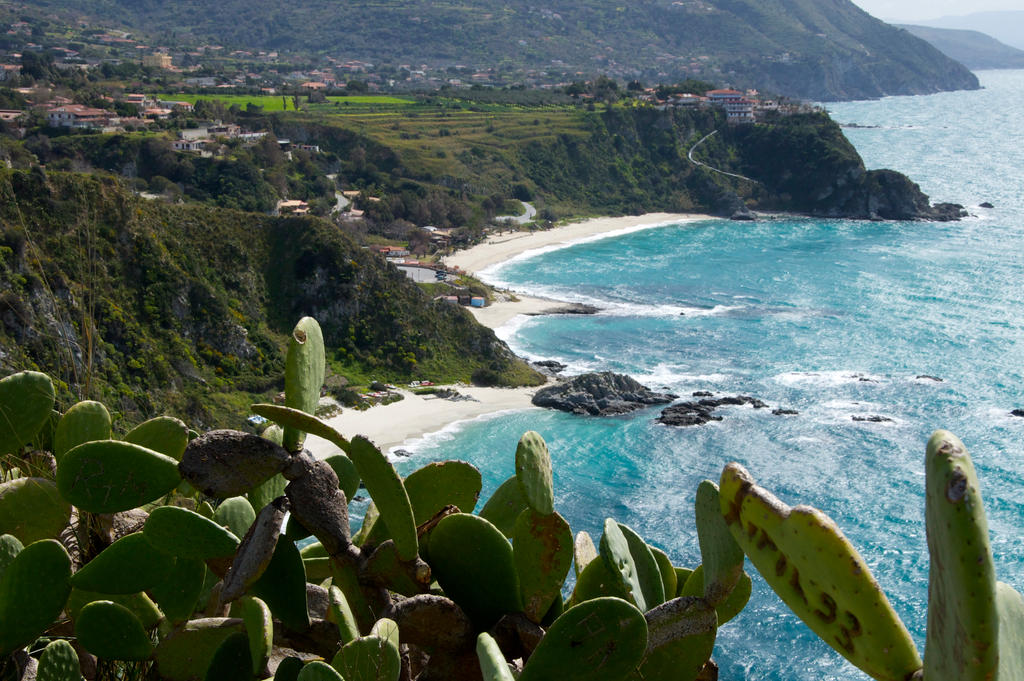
0,170,539,429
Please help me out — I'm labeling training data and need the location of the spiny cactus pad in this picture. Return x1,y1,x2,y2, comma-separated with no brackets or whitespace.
404,460,482,522
694,480,744,606
0,533,23,576
649,547,677,604
0,539,71,656
479,475,528,538
427,512,523,630
213,496,257,540
476,632,515,681
57,440,181,513
150,557,206,623
154,618,246,681
349,436,417,561
327,585,360,645
296,661,344,681
574,530,598,578
513,507,573,622
68,589,163,630
283,316,326,452
519,597,647,681
0,477,71,545
250,403,351,456
331,634,401,681
514,431,554,515
124,415,189,461
680,565,752,626
599,518,647,612
996,581,1024,679
36,639,82,681
221,497,288,605
228,596,273,674
0,371,55,455
75,600,154,661
70,532,173,594
53,400,111,461
616,522,666,610
924,430,997,680
144,506,241,560
719,462,921,681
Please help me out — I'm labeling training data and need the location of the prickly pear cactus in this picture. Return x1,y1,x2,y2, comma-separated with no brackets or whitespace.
923,430,997,680
124,416,189,461
144,506,241,560
476,632,515,681
213,496,257,539
694,480,743,605
150,557,206,624
616,522,666,610
632,596,717,681
348,436,417,561
180,430,292,499
996,581,1024,679
296,661,344,681
0,477,70,545
331,634,401,681
203,631,252,681
574,530,598,578
75,600,154,661
0,371,55,455
0,539,72,656
719,463,921,681
515,431,554,515
283,316,326,452
154,618,246,681
513,508,573,622
599,518,647,613
404,460,482,522
70,532,172,594
36,639,82,681
249,536,309,632
57,440,181,513
479,475,528,538
519,597,647,681
53,400,111,461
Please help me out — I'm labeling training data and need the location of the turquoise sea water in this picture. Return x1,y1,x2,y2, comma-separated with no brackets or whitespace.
397,70,1024,680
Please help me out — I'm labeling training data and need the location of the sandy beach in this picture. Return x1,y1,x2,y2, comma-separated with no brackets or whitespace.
308,212,712,456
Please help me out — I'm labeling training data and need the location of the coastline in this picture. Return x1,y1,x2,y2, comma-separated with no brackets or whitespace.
308,212,712,457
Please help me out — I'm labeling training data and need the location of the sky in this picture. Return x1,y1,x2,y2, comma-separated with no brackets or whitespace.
850,0,1023,22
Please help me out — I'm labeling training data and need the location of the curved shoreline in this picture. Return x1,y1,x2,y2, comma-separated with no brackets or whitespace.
306,212,712,457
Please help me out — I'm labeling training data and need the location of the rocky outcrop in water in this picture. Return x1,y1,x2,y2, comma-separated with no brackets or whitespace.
531,372,676,416
657,395,769,427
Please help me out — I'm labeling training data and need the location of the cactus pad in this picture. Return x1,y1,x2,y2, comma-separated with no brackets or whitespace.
617,522,666,610
996,581,1024,679
75,600,154,661
427,512,522,630
57,440,181,513
0,539,72,656
144,506,240,560
599,518,647,612
514,431,554,515
634,596,717,681
694,480,743,605
54,400,111,461
296,661,344,681
68,589,162,630
150,557,206,623
124,416,189,461
213,497,257,539
283,317,326,452
203,632,252,681
221,497,288,605
70,532,172,594
0,533,22,576
36,638,82,681
520,597,647,681
331,634,401,681
719,462,921,681
327,585,360,644
404,460,482,522
349,436,417,561
476,632,515,681
513,507,573,622
250,403,351,456
0,371,55,455
574,530,598,578
154,618,246,681
479,475,528,538
0,477,71,545
649,547,677,605
249,535,309,632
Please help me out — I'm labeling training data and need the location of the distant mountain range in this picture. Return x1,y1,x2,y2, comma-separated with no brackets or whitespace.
898,25,1024,70
33,0,979,101
911,11,1024,51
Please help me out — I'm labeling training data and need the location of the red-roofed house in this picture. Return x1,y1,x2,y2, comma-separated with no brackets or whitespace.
47,105,115,130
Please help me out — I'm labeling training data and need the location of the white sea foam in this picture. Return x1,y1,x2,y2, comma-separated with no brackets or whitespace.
386,408,533,460
773,370,888,388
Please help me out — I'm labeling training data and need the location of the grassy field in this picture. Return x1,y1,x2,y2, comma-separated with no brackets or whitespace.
159,93,418,112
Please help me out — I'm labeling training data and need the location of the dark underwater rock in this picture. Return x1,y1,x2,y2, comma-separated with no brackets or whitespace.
657,395,769,427
531,372,676,416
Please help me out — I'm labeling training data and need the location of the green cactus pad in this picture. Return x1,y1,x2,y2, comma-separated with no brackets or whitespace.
363,540,432,596
0,539,72,656
633,596,717,681
57,440,181,513
599,519,647,612
649,547,677,604
70,532,172,594
349,436,417,561
54,400,111,461
75,600,154,661
924,430,997,680
680,565,752,626
617,522,666,610
520,597,647,681
203,632,252,681
513,507,573,622
248,473,288,512
68,589,163,630
996,581,1024,679
150,558,206,624
274,657,304,681
227,597,273,675
370,618,399,647
283,317,326,452
0,533,23,577
574,530,598,578
154,618,246,681
476,632,515,681
37,638,82,681
124,416,189,461
326,454,360,504
674,568,694,597
427,512,522,630
478,475,528,539
570,552,630,605
405,460,482,522
214,497,257,539
0,477,71,544
694,480,744,606
720,462,921,681
514,431,554,515
331,634,400,681
296,661,344,681
250,536,309,632
327,585,360,644
144,506,240,560
0,371,55,455
250,403,352,456
330,559,375,634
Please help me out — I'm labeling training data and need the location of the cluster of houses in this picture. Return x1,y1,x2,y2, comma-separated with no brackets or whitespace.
42,93,195,132
638,88,813,124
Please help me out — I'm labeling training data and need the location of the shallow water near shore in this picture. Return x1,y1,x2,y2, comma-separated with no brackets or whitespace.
396,70,1024,680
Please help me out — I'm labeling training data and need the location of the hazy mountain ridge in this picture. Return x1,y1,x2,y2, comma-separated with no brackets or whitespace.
912,11,1024,51
898,25,1024,70
32,0,979,100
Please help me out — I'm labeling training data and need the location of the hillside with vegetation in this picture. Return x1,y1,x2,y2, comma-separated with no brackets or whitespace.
0,169,542,430
26,0,979,101
897,25,1024,70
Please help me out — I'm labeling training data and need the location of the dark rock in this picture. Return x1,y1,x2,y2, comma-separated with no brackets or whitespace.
730,209,756,221
657,395,769,427
852,415,894,423
531,359,567,377
392,449,413,458
532,372,676,416
916,375,944,382
772,408,799,416
980,202,994,208
526,303,600,316
692,391,714,397
1011,409,1024,418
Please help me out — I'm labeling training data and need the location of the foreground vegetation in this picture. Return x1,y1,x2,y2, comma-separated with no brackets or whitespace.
0,319,1020,680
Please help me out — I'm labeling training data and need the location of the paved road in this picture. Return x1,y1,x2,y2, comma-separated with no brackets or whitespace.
687,130,761,185
495,201,537,224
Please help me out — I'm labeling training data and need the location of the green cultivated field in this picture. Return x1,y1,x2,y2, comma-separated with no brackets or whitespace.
159,93,417,112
